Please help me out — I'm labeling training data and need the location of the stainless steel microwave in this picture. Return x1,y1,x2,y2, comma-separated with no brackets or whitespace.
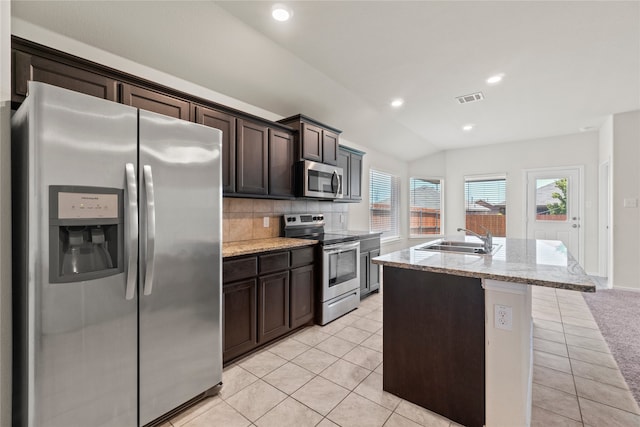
297,160,344,199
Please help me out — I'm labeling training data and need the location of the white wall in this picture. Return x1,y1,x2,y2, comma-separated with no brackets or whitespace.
343,139,410,254
0,1,11,425
410,132,600,274
612,110,640,290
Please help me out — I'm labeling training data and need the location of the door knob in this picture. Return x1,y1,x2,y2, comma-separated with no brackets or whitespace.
572,224,579,228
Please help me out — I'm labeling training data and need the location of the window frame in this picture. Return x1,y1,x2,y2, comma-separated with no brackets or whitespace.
463,174,507,238
409,176,445,239
369,168,401,241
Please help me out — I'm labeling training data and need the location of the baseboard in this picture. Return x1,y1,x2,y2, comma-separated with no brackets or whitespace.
612,285,640,293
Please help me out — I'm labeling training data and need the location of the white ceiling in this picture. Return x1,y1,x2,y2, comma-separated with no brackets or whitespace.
11,1,640,161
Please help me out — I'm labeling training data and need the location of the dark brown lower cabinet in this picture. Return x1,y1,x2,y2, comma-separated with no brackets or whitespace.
360,236,381,299
383,267,485,427
223,278,257,362
258,271,290,343
290,264,315,329
223,246,316,363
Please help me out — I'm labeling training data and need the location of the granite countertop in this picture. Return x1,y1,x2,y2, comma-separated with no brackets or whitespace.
372,237,595,292
223,237,317,258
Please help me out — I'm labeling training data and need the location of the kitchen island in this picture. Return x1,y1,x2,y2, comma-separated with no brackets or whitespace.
372,237,594,427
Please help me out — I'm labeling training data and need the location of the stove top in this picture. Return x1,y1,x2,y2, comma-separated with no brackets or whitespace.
282,213,358,245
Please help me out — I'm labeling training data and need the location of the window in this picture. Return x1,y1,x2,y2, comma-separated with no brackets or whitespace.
409,177,443,237
369,169,400,239
464,176,506,237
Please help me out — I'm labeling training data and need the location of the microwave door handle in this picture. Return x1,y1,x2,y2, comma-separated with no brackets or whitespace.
332,170,339,196
124,163,138,301
142,165,156,296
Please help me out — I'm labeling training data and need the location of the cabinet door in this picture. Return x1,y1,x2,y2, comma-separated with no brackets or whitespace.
360,252,370,296
236,119,269,195
337,148,351,200
223,279,258,363
322,130,339,166
301,123,323,162
269,129,295,197
290,264,315,329
121,83,190,120
13,50,118,104
349,152,363,201
258,271,290,343
369,249,380,292
195,106,236,193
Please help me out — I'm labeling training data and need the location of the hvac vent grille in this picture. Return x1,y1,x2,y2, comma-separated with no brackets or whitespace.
456,92,484,104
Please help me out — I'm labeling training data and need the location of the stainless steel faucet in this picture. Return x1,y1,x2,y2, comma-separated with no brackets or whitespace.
457,226,493,253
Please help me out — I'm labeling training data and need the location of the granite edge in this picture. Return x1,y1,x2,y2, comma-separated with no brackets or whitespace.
223,238,317,258
372,258,596,292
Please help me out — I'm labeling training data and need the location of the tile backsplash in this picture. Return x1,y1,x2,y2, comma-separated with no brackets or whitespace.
223,198,349,242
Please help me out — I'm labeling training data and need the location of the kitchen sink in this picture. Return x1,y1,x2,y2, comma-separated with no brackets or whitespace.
416,239,501,255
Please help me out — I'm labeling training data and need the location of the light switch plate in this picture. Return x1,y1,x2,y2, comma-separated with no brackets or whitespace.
623,198,638,208
263,216,269,227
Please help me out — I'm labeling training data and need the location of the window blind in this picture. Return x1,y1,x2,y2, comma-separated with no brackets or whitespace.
464,176,507,237
409,177,442,236
369,169,400,239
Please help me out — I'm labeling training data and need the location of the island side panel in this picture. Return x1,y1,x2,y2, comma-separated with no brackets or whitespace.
383,267,485,427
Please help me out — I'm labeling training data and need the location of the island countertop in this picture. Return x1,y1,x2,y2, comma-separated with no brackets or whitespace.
372,237,595,292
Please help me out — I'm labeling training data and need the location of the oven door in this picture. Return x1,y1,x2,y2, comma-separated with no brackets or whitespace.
322,241,360,301
301,160,344,199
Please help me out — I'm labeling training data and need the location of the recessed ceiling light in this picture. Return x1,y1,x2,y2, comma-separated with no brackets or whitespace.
579,126,596,132
272,4,293,21
462,124,474,132
390,98,404,108
486,74,505,85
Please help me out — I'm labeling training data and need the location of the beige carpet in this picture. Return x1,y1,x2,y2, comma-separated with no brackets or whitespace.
583,289,640,406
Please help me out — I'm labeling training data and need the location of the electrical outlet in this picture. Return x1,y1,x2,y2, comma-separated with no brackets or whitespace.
494,304,513,331
340,214,344,223
263,216,269,228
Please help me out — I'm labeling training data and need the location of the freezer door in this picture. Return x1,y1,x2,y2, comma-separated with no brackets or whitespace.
12,82,138,427
138,110,223,425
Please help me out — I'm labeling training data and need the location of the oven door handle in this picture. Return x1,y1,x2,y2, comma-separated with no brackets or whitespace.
324,241,360,254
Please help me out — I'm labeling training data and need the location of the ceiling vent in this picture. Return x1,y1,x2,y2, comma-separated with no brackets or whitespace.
456,92,484,104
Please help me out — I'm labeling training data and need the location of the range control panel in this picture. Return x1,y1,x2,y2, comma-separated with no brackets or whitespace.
283,213,325,227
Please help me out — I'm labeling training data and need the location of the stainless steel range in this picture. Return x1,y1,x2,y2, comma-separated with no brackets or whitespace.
283,214,360,325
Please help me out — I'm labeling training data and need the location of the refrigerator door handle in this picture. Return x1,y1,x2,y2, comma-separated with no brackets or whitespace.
143,165,156,296
125,163,138,300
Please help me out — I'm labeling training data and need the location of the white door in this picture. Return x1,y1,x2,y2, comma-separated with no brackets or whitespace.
526,168,582,264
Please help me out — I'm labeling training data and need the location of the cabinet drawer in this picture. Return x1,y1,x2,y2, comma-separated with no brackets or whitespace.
223,257,258,283
259,251,290,274
291,246,315,268
360,237,381,252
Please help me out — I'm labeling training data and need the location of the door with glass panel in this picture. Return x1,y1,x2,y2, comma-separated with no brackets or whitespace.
526,168,582,264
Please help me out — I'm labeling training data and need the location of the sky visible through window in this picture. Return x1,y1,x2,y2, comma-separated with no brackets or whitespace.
465,179,506,205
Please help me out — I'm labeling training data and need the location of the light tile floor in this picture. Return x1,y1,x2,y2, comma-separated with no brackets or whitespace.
164,285,640,427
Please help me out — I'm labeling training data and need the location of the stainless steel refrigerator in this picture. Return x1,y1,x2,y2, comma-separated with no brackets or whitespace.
11,82,223,427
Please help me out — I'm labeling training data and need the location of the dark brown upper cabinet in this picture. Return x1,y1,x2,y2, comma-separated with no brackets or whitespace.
120,83,190,120
322,130,339,166
12,50,118,105
236,119,269,195
194,105,236,193
301,122,323,163
278,114,341,166
269,129,295,197
337,145,365,202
